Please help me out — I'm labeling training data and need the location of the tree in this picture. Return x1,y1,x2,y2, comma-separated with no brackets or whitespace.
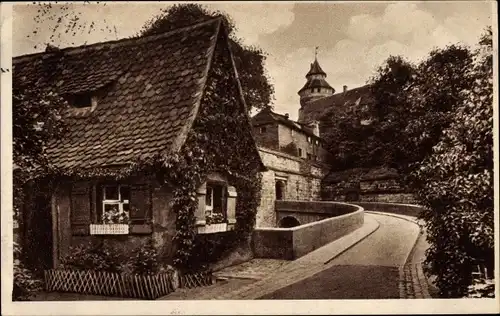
12,85,68,219
139,3,274,112
320,55,417,170
411,27,494,297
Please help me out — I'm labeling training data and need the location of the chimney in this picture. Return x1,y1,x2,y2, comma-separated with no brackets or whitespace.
284,113,289,119
343,85,348,93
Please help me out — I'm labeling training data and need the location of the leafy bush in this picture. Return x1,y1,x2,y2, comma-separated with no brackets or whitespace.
60,242,124,273
187,231,239,272
13,242,43,301
411,28,493,297
123,239,167,275
60,240,175,276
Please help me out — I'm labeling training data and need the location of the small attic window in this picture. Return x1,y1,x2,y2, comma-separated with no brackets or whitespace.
72,93,93,108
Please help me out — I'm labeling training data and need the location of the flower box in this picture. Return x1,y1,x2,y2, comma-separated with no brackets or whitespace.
90,224,129,235
197,222,228,234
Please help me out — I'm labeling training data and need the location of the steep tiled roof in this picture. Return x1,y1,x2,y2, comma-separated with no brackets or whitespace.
306,59,326,77
298,58,333,94
298,77,334,94
301,84,373,124
13,19,227,170
251,108,320,139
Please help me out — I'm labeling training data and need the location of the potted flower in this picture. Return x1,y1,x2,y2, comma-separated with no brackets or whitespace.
90,205,130,235
201,212,227,234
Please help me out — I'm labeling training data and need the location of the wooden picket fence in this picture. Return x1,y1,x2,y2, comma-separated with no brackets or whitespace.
44,269,175,300
179,270,214,289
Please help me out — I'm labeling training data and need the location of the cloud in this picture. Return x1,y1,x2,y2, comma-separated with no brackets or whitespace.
210,3,295,45
265,2,492,119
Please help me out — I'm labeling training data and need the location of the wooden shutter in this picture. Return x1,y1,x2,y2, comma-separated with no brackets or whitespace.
129,184,150,224
195,182,207,226
227,186,237,229
71,183,92,235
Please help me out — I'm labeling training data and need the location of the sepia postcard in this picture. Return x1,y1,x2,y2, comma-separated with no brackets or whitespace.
1,1,499,315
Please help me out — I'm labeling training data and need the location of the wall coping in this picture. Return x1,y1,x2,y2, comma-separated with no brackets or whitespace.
353,201,424,208
256,205,364,232
258,146,330,170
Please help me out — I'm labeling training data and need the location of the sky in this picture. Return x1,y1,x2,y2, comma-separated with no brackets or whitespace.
11,1,495,120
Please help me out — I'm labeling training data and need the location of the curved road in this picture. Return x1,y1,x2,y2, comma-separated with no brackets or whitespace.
260,213,420,299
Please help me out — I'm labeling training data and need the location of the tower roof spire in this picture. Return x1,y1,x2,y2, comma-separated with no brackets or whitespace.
306,47,326,78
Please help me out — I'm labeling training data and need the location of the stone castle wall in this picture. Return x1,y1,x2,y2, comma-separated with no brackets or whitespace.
256,147,330,228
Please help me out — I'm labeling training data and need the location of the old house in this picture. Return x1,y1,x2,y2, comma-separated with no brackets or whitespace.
251,108,331,227
13,18,265,270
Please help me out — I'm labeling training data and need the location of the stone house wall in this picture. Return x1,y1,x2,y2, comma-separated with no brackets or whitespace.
252,123,280,151
256,147,330,228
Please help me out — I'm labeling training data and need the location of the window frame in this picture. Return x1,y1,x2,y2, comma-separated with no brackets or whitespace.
101,184,130,224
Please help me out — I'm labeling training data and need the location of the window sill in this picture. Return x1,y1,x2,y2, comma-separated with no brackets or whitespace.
197,223,233,234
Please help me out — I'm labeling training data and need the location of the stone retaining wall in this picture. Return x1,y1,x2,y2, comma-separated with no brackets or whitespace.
354,202,423,218
253,202,363,260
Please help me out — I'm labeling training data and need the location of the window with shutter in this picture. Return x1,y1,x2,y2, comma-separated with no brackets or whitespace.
88,182,152,235
71,183,92,235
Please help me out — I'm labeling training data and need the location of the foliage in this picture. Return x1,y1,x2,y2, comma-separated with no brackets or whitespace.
139,3,274,112
188,231,240,272
467,278,495,298
165,30,263,270
102,205,129,224
60,242,124,273
13,242,43,301
320,26,493,297
321,43,474,172
206,212,225,225
13,86,68,220
124,239,165,275
60,240,174,275
320,100,379,169
411,27,494,297
281,142,299,157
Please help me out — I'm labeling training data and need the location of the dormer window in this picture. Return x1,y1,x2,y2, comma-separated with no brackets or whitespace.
73,93,92,108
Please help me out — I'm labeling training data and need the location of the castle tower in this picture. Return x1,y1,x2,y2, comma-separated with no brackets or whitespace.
298,48,334,123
